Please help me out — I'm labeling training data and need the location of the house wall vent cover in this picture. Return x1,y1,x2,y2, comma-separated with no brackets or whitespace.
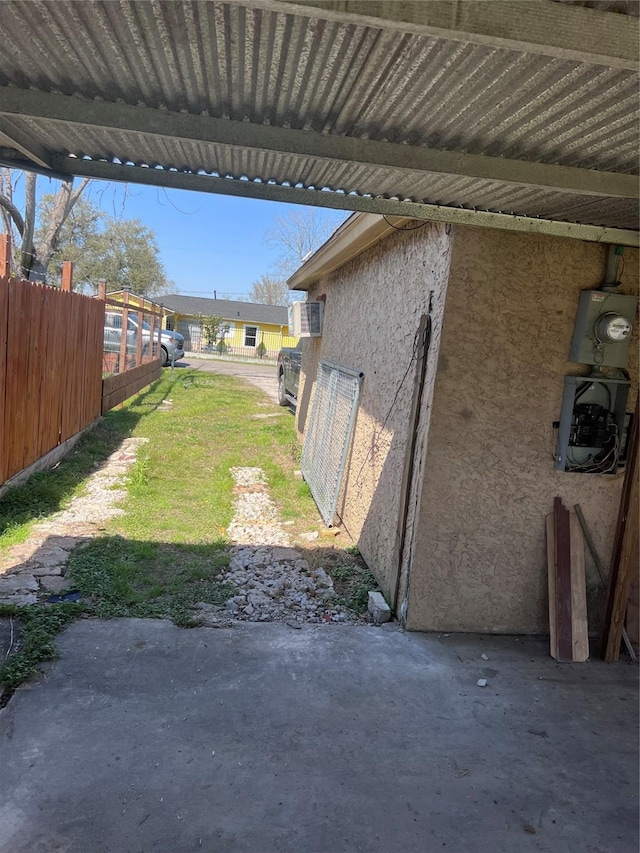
290,301,323,337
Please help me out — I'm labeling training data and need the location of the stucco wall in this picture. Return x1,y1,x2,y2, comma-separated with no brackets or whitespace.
297,222,452,598
407,228,639,633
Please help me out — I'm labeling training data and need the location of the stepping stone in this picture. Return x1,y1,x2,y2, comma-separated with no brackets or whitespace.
42,536,78,551
28,547,69,569
0,593,37,606
32,564,65,577
0,574,38,594
271,547,302,562
0,556,28,575
39,576,72,594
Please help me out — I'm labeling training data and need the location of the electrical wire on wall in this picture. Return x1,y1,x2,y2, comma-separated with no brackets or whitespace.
382,215,430,232
353,314,432,489
564,380,619,474
566,428,620,474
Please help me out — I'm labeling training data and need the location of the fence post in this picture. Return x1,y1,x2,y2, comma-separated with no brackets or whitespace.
61,260,73,292
0,233,10,278
119,291,129,374
158,304,163,363
97,280,107,378
136,301,144,367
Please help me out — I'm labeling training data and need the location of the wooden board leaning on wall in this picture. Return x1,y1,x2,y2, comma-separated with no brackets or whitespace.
546,497,589,662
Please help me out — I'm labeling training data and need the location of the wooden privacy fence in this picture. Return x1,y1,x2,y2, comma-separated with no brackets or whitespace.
0,235,165,486
0,247,103,483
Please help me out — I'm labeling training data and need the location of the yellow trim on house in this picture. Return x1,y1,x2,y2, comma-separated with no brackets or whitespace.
165,311,298,357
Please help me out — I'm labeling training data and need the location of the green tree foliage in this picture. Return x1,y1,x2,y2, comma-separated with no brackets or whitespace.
194,313,224,346
42,196,170,297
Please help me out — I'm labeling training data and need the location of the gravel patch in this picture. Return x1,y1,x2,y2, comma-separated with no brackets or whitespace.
193,467,366,628
0,438,149,604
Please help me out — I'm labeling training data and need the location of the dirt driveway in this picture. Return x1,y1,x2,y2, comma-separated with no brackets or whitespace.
177,357,280,405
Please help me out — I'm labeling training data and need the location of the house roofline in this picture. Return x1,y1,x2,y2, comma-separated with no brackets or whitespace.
287,213,412,290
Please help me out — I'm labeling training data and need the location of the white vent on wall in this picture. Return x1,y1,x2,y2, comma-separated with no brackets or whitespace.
290,301,323,337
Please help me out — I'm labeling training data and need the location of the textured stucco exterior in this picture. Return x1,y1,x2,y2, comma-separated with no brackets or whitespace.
406,228,639,633
296,222,452,599
296,218,638,634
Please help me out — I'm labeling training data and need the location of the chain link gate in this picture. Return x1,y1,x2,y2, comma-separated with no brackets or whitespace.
301,361,363,527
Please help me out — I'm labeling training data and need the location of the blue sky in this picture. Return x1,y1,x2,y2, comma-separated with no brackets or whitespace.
31,175,346,298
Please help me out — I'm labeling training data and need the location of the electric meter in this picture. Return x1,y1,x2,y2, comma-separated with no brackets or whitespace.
595,312,633,344
570,290,637,368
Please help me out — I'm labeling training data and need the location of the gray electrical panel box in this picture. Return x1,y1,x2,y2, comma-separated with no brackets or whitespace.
569,290,637,368
555,375,630,474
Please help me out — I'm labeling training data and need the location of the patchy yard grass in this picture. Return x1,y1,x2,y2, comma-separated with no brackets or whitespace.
307,546,379,614
0,602,83,698
1,368,331,695
113,371,319,543
0,370,319,553
0,414,138,551
67,537,235,628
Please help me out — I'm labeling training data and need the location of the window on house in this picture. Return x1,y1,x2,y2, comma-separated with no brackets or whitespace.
244,326,258,347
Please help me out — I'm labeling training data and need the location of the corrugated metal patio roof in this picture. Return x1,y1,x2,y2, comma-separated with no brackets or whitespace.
0,1,637,244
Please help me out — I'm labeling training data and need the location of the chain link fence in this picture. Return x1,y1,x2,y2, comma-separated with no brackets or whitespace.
176,321,297,363
301,361,363,527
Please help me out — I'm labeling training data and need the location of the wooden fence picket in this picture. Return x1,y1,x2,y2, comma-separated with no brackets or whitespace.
0,251,164,486
0,274,104,483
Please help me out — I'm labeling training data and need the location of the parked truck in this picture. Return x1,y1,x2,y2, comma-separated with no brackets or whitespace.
276,342,302,407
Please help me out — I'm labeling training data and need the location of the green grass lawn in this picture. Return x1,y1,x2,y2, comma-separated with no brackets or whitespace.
0,369,319,552
113,370,317,544
0,368,323,695
0,368,380,699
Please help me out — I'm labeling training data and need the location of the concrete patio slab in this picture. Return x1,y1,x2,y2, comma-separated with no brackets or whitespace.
0,619,637,853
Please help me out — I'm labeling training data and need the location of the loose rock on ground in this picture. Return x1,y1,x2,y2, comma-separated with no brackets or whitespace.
0,438,149,604
193,467,366,628
0,449,373,628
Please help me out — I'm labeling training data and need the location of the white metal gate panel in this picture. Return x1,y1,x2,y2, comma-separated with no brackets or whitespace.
301,360,362,527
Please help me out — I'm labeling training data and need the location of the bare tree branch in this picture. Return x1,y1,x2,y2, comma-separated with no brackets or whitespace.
68,177,90,211
264,208,345,277
1,169,14,229
0,190,25,236
247,274,290,306
20,172,37,276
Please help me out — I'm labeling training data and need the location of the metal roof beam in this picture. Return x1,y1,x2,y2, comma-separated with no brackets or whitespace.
1,88,637,200
47,156,640,248
0,118,52,170
268,0,639,70
0,151,70,181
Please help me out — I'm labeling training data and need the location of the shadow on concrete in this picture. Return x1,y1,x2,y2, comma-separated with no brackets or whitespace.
0,618,638,853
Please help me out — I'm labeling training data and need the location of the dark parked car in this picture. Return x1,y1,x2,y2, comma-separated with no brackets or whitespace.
277,341,302,407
